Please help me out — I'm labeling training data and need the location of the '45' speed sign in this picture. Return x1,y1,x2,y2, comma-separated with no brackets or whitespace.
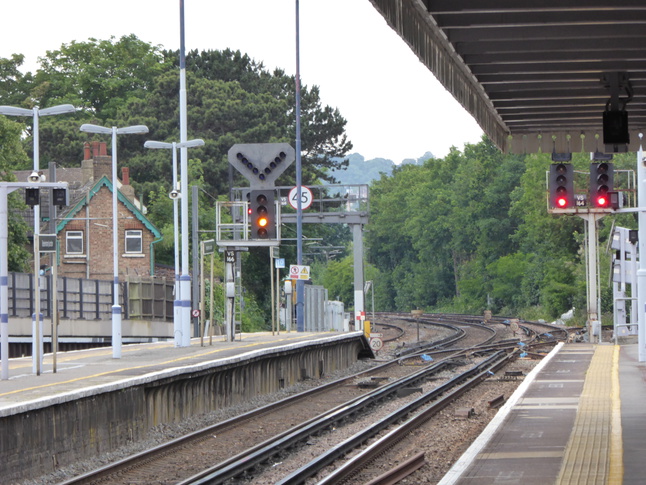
288,186,313,210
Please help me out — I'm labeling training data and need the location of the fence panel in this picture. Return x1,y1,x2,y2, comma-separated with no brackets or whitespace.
6,272,172,321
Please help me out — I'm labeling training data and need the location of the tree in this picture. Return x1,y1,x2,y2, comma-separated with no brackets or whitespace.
0,116,31,271
0,36,355,322
0,54,33,108
35,35,166,119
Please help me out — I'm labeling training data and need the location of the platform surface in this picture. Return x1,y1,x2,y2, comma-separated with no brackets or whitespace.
440,342,646,485
0,331,357,416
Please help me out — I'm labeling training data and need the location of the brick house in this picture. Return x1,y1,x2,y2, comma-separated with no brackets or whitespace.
17,141,162,280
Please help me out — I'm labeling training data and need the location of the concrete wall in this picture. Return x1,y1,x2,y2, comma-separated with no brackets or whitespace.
9,317,173,339
0,335,369,482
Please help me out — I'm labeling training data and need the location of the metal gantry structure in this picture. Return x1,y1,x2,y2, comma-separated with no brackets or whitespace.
216,149,370,340
547,156,642,346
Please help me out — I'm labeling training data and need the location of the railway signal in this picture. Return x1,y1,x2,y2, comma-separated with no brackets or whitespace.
589,162,614,209
549,163,574,209
249,189,276,239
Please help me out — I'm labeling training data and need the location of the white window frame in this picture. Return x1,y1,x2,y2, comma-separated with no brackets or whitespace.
125,229,143,254
66,230,84,254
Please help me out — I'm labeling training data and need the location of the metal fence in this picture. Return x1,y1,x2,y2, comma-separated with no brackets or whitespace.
6,272,174,321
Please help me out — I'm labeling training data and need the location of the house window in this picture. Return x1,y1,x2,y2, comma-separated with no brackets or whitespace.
66,231,84,254
125,229,143,253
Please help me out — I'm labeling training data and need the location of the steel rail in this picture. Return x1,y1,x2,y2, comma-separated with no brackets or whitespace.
183,350,513,485
58,314,510,485
178,357,457,485
279,350,515,485
57,356,403,485
365,451,426,485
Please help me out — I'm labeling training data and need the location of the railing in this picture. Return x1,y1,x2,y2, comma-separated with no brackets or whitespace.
6,272,174,321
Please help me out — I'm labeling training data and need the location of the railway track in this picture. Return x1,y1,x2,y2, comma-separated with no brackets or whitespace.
55,314,560,485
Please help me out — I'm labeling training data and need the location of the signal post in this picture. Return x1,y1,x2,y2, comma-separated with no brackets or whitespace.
216,143,295,341
548,160,618,343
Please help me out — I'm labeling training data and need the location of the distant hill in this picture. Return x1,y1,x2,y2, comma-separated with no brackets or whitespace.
329,151,434,185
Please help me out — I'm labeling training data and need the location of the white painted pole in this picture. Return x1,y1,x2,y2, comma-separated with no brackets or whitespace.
637,138,646,361
179,0,191,347
172,143,181,347
32,109,42,374
0,186,9,380
111,127,122,359
588,214,599,343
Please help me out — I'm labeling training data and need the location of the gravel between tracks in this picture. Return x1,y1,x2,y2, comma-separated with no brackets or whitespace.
20,320,543,485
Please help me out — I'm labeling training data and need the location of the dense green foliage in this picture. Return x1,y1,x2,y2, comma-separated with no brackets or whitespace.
365,138,637,323
0,34,637,326
0,35,353,326
0,116,32,271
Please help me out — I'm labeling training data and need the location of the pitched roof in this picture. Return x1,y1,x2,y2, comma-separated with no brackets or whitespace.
56,175,161,238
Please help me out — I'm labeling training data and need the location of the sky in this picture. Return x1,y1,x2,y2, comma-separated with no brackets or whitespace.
0,0,484,163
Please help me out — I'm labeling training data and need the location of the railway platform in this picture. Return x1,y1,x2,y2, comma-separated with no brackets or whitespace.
0,330,370,483
0,331,356,412
440,342,646,485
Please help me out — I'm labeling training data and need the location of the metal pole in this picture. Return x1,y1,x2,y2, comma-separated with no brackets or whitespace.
179,0,191,346
33,235,41,375
200,241,205,346
0,186,9,380
637,139,646,361
582,213,601,343
49,162,58,372
631,239,638,329
52,249,58,373
32,109,41,374
276,266,281,335
270,248,275,335
352,224,365,331
111,127,122,358
172,143,181,346
209,250,214,344
192,185,200,338
294,0,305,332
225,257,235,342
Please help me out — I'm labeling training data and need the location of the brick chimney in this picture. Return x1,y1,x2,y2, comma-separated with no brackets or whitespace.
120,167,136,202
92,142,111,181
81,141,113,184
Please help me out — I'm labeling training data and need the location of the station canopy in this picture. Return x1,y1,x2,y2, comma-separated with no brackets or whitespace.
369,0,646,154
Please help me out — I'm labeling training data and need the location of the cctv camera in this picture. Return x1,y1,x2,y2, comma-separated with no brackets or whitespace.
169,189,181,200
28,171,40,183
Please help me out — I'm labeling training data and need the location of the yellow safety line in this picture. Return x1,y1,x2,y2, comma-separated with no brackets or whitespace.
0,334,319,399
555,345,623,485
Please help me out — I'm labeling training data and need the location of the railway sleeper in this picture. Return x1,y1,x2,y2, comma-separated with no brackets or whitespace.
396,387,423,398
488,395,506,408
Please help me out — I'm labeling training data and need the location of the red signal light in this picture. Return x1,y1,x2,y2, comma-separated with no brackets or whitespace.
556,197,568,208
596,195,609,207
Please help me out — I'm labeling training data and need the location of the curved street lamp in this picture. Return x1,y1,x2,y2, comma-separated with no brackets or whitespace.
0,104,76,375
79,123,149,359
144,138,204,347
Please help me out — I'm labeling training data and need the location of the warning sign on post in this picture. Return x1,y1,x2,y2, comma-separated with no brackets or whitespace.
289,265,310,280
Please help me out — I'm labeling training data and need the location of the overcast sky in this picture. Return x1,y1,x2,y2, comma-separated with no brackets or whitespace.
0,0,484,163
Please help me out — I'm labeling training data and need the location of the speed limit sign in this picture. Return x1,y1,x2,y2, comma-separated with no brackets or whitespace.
370,337,383,351
288,186,313,210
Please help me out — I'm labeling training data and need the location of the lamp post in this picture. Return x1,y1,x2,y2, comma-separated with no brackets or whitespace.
79,123,149,359
144,138,204,347
0,104,75,374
